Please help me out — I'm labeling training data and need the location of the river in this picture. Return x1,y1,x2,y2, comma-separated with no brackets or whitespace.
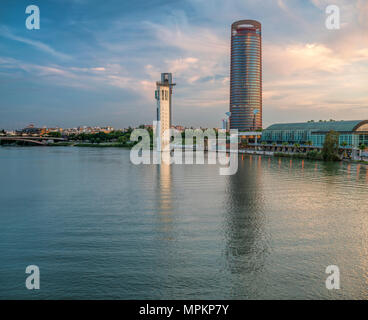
1,147,368,299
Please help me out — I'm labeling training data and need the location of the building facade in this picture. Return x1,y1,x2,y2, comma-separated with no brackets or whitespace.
155,73,175,151
229,20,262,131
261,120,368,147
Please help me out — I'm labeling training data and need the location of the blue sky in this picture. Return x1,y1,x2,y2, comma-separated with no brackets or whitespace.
0,0,367,130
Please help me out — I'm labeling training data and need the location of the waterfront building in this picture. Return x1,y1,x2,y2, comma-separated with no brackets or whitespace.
155,73,176,151
229,20,262,131
17,126,46,136
261,120,368,147
238,131,262,146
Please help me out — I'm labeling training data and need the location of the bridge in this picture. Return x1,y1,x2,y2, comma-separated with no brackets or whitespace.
0,136,66,146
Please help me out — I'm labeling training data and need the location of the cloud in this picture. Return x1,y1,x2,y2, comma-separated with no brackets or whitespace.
0,26,71,60
264,43,354,75
145,20,228,56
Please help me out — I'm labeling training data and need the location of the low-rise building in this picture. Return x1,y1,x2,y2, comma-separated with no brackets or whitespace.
261,120,368,148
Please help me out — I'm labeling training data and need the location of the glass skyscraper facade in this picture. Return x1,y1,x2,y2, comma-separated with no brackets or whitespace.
230,20,262,131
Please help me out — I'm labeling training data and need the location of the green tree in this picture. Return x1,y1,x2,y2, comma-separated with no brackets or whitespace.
340,141,348,158
322,130,340,161
359,144,366,161
118,135,128,144
240,140,249,149
293,143,300,152
47,131,62,138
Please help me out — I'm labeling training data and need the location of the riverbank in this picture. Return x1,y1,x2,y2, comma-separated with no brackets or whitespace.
73,143,130,148
2,143,368,165
0,142,131,148
240,149,368,165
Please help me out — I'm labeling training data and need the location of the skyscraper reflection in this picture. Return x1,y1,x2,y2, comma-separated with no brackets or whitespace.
223,155,269,298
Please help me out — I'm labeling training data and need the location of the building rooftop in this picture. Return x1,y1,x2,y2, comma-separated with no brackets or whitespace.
265,120,368,132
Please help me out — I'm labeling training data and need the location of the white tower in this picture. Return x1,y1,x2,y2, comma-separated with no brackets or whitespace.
155,73,176,152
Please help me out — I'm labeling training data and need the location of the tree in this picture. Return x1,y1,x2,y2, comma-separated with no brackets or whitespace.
322,130,340,161
240,140,248,149
340,141,348,158
118,135,128,144
293,143,300,152
306,140,313,146
359,144,366,161
47,131,62,138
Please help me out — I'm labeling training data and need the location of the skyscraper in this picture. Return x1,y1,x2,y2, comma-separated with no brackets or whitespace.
155,73,175,151
229,20,262,131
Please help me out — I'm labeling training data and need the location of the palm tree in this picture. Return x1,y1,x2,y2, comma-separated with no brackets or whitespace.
359,144,366,161
293,143,300,153
341,141,348,158
240,140,248,149
306,140,313,146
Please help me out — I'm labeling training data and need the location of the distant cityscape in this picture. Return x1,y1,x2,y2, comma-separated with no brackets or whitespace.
0,123,189,137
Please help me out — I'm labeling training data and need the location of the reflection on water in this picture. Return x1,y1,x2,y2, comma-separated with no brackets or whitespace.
224,155,270,298
156,158,173,237
0,147,368,299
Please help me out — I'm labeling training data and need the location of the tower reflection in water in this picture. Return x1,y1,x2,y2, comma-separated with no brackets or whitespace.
155,152,173,238
223,155,269,298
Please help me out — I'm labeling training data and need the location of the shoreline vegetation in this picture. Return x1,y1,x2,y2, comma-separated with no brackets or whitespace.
274,150,323,160
272,151,368,165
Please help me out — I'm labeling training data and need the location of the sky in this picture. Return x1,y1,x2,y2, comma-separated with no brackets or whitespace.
0,0,367,130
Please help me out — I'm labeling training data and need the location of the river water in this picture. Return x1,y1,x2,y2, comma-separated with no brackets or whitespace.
1,147,368,299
